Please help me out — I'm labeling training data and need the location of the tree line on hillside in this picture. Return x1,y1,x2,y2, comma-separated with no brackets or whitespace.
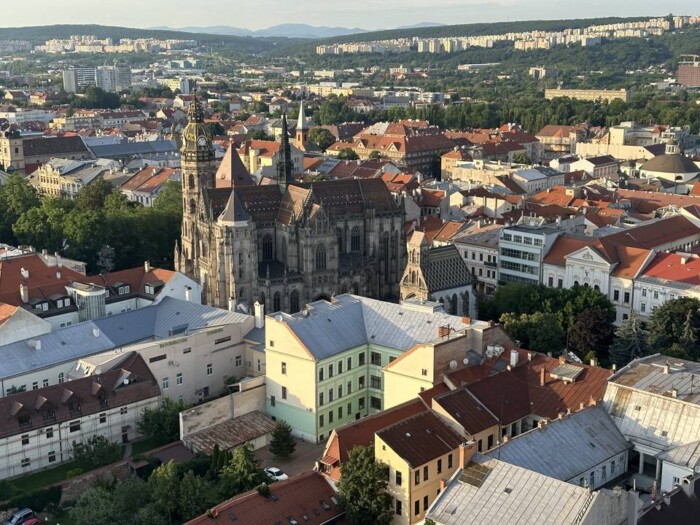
479,282,700,368
0,174,182,274
309,89,700,134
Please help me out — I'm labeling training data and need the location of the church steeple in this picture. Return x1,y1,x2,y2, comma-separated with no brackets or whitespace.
278,113,294,194
295,98,310,151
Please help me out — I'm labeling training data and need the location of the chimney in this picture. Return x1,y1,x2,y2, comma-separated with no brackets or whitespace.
228,297,235,312
20,267,29,279
670,387,678,398
612,364,617,372
540,367,546,386
144,260,151,273
527,352,533,362
184,286,192,302
588,397,597,407
580,402,585,410
590,358,597,367
502,435,510,443
439,479,447,492
458,441,477,468
559,355,566,365
20,284,29,303
663,362,670,375
537,419,547,429
510,349,518,368
462,316,471,325
438,325,450,338
92,328,100,338
254,301,265,329
56,270,61,280
55,253,63,268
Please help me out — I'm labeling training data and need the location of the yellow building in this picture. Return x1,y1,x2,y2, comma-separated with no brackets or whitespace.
375,414,471,524
544,87,630,103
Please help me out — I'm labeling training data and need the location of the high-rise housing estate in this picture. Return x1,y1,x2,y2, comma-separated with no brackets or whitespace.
62,65,131,93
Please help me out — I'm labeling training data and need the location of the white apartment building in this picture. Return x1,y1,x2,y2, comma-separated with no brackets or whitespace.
0,352,159,479
0,297,255,405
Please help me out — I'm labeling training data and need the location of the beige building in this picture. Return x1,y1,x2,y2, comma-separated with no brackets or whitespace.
544,88,630,103
375,411,465,524
29,158,119,199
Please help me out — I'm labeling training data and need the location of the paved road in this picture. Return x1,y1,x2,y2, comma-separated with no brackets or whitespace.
256,438,325,478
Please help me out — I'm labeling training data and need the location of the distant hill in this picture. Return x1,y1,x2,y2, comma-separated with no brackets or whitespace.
0,24,283,53
151,23,371,39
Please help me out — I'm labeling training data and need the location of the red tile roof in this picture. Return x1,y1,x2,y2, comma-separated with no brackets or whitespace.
433,387,499,435
0,254,86,305
639,252,700,286
121,167,177,193
376,411,464,468
185,472,343,525
0,352,159,439
465,353,612,425
0,303,18,325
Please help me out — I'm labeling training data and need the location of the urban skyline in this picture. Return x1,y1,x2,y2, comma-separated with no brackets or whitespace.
0,0,697,31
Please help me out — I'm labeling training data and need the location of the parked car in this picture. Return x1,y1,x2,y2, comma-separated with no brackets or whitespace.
4,509,36,525
21,520,41,525
264,467,289,481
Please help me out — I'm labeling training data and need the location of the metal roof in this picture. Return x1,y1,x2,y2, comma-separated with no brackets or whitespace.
0,297,250,380
486,406,629,482
89,139,178,157
659,440,700,469
427,454,596,525
275,294,473,360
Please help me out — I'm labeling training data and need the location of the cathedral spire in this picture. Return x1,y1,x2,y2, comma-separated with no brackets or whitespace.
297,98,309,131
278,113,294,194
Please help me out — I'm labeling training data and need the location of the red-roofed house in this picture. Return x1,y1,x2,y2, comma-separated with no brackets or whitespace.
237,138,304,178
536,124,587,160
120,166,178,206
633,252,700,319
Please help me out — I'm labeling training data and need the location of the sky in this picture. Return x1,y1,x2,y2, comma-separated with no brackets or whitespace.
1,0,697,30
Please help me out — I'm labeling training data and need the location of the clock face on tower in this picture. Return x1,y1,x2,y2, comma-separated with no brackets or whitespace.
197,136,207,147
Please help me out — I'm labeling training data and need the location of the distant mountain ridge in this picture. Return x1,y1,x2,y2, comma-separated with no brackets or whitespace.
150,22,446,39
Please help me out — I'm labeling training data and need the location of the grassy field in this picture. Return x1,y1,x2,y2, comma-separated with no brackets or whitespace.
129,436,168,457
9,461,79,494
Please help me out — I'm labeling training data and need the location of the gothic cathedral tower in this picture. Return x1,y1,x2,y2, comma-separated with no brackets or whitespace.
176,95,216,281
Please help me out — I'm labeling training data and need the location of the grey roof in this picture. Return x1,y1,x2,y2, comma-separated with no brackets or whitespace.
659,440,700,469
427,454,596,525
89,139,178,158
603,354,700,451
0,297,250,380
486,407,629,482
272,294,474,360
641,154,699,174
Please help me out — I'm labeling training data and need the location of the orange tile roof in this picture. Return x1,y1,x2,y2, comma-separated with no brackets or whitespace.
0,303,18,325
639,252,700,286
121,167,177,193
616,189,700,215
543,236,594,266
0,254,86,305
529,188,575,208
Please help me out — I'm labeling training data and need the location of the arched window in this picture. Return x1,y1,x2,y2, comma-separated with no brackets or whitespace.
340,284,348,294
238,252,244,279
189,199,196,214
391,232,398,260
411,270,416,284
352,283,359,295
262,234,273,261
451,293,458,315
315,244,327,270
188,173,195,189
381,231,389,257
351,226,361,253
273,292,281,312
290,290,300,313
281,239,287,260
337,228,344,254
594,284,600,291
239,288,245,302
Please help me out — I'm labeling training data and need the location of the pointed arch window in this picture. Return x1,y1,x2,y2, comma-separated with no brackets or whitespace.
262,234,273,261
290,290,300,313
188,173,195,189
315,244,327,271
273,292,281,313
351,226,361,253
189,199,196,215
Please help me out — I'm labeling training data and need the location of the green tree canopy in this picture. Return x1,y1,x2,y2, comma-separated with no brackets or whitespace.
609,312,649,369
72,435,122,470
138,398,186,444
177,470,209,521
648,297,700,360
0,172,40,245
338,446,393,525
568,307,616,363
269,420,296,458
148,461,179,523
70,486,118,525
337,147,359,161
220,442,264,495
308,127,336,150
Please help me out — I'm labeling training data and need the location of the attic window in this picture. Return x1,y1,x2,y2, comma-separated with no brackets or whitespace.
634,405,642,411
118,285,130,295
661,431,668,437
503,488,512,494
320,500,331,510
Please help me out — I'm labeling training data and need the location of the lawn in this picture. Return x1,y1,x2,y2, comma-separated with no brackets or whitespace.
129,436,168,457
10,461,79,494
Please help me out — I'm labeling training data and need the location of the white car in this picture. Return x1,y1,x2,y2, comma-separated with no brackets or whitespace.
265,467,289,481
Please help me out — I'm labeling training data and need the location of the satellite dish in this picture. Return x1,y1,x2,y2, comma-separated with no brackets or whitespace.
275,315,283,322
463,358,469,365
123,378,130,385
449,360,458,370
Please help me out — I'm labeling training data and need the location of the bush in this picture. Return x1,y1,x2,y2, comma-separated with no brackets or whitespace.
66,468,84,479
0,486,62,512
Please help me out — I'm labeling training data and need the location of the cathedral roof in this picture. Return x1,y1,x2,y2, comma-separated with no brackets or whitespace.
302,178,399,215
277,185,311,224
215,145,255,189
420,244,474,293
219,191,250,223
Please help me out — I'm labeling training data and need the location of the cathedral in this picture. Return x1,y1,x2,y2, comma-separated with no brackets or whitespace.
175,97,406,314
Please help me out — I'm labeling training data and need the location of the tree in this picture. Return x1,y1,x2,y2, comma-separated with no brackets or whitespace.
112,476,152,523
153,181,182,217
70,486,118,525
0,172,40,245
220,443,264,495
148,461,179,524
247,129,274,141
337,147,359,161
648,297,700,360
178,470,209,521
500,312,564,355
512,152,532,164
13,197,71,252
609,312,649,368
308,127,336,150
72,435,122,470
338,446,393,525
269,420,296,458
77,178,116,210
138,399,186,444
368,150,382,160
568,308,615,364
